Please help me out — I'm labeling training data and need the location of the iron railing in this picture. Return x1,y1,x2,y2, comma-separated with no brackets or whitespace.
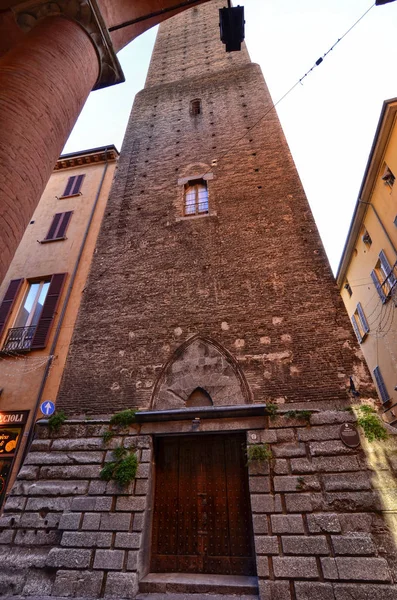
2,326,36,352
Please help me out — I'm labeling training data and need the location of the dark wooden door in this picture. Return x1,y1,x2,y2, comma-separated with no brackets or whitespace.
151,433,256,575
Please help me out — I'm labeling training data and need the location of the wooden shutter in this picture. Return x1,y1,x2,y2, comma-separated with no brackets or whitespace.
72,174,84,195
371,270,386,303
373,366,390,404
0,279,23,337
31,274,66,349
351,315,362,343
357,302,370,335
44,212,72,241
62,176,75,197
379,250,396,286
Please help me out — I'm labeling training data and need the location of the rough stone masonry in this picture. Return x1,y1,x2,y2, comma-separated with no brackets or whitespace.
0,1,396,599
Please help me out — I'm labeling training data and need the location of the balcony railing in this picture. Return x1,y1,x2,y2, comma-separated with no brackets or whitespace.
2,326,36,352
381,261,397,305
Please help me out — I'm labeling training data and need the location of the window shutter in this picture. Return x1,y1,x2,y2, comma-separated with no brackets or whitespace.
0,279,23,337
45,213,62,241
72,174,84,195
357,302,370,335
31,273,66,349
373,366,390,404
351,315,362,343
379,250,396,286
371,270,386,303
56,211,72,238
62,176,75,197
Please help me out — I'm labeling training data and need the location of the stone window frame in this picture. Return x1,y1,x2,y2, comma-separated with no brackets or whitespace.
176,172,216,221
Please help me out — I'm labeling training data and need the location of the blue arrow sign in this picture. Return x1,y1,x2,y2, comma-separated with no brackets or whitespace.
40,401,55,416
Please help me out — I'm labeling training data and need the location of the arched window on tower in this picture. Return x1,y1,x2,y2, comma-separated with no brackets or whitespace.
186,387,213,408
184,179,208,216
190,99,202,116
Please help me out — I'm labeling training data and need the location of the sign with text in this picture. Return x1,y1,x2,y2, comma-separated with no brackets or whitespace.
340,423,360,448
0,411,29,426
0,428,20,455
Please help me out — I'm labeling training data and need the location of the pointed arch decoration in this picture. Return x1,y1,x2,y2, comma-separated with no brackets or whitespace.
150,335,252,411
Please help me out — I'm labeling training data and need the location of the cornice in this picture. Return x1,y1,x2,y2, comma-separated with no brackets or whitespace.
54,148,119,170
12,0,125,90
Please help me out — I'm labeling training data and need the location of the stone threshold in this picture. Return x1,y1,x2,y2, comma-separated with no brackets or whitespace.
139,573,259,595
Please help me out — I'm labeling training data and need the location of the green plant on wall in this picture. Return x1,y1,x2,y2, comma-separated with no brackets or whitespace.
284,410,311,423
355,404,388,442
109,409,137,427
247,443,272,464
48,410,67,433
266,403,278,419
100,445,138,487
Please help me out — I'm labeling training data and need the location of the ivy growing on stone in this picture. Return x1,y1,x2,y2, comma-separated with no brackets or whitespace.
247,443,272,464
355,404,388,442
48,410,67,433
100,445,138,487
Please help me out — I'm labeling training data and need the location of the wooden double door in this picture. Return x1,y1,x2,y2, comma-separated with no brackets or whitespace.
151,433,256,576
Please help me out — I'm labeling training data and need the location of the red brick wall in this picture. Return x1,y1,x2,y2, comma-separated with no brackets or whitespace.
58,2,373,415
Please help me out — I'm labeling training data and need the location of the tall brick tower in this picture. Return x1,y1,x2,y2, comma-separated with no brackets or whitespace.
1,3,397,599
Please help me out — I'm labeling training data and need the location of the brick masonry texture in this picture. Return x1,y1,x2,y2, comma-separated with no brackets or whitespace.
57,0,374,415
0,412,395,598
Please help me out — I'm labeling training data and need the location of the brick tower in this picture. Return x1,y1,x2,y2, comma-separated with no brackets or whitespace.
1,3,397,599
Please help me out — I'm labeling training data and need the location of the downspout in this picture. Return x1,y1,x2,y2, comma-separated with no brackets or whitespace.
21,148,111,462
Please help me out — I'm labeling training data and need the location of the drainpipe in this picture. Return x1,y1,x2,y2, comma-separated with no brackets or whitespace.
358,199,397,258
21,148,111,463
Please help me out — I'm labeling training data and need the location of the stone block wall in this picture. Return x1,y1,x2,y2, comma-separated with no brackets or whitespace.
0,410,396,599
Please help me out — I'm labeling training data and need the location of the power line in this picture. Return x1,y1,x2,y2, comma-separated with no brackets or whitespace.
201,2,375,177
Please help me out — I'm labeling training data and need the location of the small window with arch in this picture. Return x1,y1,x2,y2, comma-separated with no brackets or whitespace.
184,179,209,216
190,99,202,116
382,165,395,188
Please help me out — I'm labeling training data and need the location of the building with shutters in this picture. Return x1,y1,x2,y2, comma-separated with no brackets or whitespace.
1,4,397,599
0,145,118,510
337,98,397,427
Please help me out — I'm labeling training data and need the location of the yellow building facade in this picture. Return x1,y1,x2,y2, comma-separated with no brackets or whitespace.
0,146,118,509
337,98,397,426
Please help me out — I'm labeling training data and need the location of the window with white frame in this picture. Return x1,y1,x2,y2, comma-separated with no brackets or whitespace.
351,302,369,343
184,179,209,216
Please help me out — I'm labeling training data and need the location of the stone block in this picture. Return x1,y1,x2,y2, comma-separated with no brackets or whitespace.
132,512,145,532
0,568,25,595
136,462,150,478
309,441,354,457
282,535,329,555
273,459,289,474
0,530,14,544
285,493,312,512
3,496,26,512
116,496,147,512
331,535,376,556
256,556,270,578
88,480,107,495
141,449,152,462
249,477,271,493
104,572,137,598
321,557,391,582
82,512,101,530
298,425,340,441
58,512,81,530
252,514,268,534
40,465,101,479
105,480,134,495
338,514,372,533
0,513,20,528
259,580,291,600
0,547,48,568
14,529,61,546
324,492,381,512
100,512,131,531
307,513,341,534
310,412,355,425
295,581,335,600
249,460,270,475
126,551,138,571
71,496,96,511
26,497,72,512
273,556,318,579
322,473,371,492
53,569,103,598
20,511,61,529
68,451,105,464
135,478,150,495
52,438,103,451
22,480,89,496
276,429,295,442
290,458,315,474
61,531,112,548
271,515,304,534
251,494,282,513
25,451,73,465
94,549,125,570
115,532,141,549
312,456,360,472
18,465,40,480
273,443,306,458
255,535,279,555
30,439,51,451
46,548,92,569
333,583,397,600
21,569,54,596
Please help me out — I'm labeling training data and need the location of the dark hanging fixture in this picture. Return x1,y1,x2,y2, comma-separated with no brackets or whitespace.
219,1,245,52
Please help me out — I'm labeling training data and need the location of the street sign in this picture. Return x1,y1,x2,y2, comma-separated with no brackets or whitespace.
40,401,55,417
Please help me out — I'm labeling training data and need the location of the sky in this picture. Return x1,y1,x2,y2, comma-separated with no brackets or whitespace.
63,0,397,273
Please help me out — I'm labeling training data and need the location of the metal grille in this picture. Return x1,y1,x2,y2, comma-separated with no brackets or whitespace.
2,326,36,351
